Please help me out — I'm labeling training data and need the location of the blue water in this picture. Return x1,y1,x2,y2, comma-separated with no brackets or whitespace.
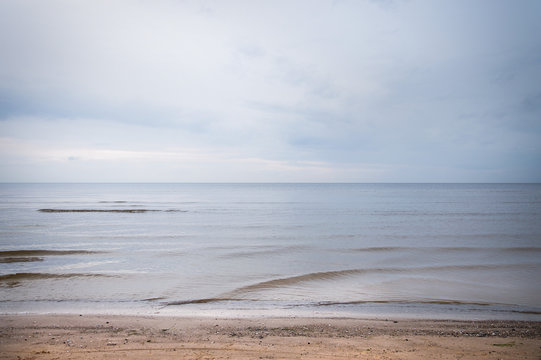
0,183,540,319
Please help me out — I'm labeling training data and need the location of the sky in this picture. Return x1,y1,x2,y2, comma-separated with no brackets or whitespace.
0,0,540,183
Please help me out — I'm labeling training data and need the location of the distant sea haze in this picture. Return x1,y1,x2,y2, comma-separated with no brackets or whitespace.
1,183,540,319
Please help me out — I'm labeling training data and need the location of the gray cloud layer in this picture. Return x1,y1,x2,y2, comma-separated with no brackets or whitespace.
1,0,540,182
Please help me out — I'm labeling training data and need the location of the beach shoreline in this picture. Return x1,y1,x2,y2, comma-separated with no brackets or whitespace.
1,314,540,359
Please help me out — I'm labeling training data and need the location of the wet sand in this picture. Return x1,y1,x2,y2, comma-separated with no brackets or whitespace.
1,315,540,359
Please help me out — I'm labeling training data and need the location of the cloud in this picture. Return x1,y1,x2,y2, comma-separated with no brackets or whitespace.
0,134,393,182
0,0,540,182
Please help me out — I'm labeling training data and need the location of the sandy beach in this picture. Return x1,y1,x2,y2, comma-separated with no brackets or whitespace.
1,315,540,359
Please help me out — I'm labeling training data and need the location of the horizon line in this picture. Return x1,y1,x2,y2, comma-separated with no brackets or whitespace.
1,182,540,185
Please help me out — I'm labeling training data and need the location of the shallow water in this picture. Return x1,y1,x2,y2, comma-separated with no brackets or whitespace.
0,183,540,319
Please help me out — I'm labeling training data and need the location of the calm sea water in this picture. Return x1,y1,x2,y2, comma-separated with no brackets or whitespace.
1,183,540,319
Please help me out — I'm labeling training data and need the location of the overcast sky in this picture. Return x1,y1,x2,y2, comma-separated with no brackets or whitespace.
1,0,540,182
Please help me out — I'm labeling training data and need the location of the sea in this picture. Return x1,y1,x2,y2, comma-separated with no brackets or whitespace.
0,183,540,320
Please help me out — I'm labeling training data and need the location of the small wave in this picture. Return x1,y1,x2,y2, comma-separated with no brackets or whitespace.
98,201,129,203
508,309,541,315
142,297,168,302
436,247,541,253
313,299,494,307
347,247,408,252
39,209,158,213
0,250,104,257
165,298,541,313
88,270,148,275
497,247,541,252
167,298,238,305
224,264,539,297
0,272,113,288
52,260,119,271
314,300,541,315
225,269,367,296
346,246,541,253
38,209,187,213
0,257,44,263
12,224,46,228
218,245,310,259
